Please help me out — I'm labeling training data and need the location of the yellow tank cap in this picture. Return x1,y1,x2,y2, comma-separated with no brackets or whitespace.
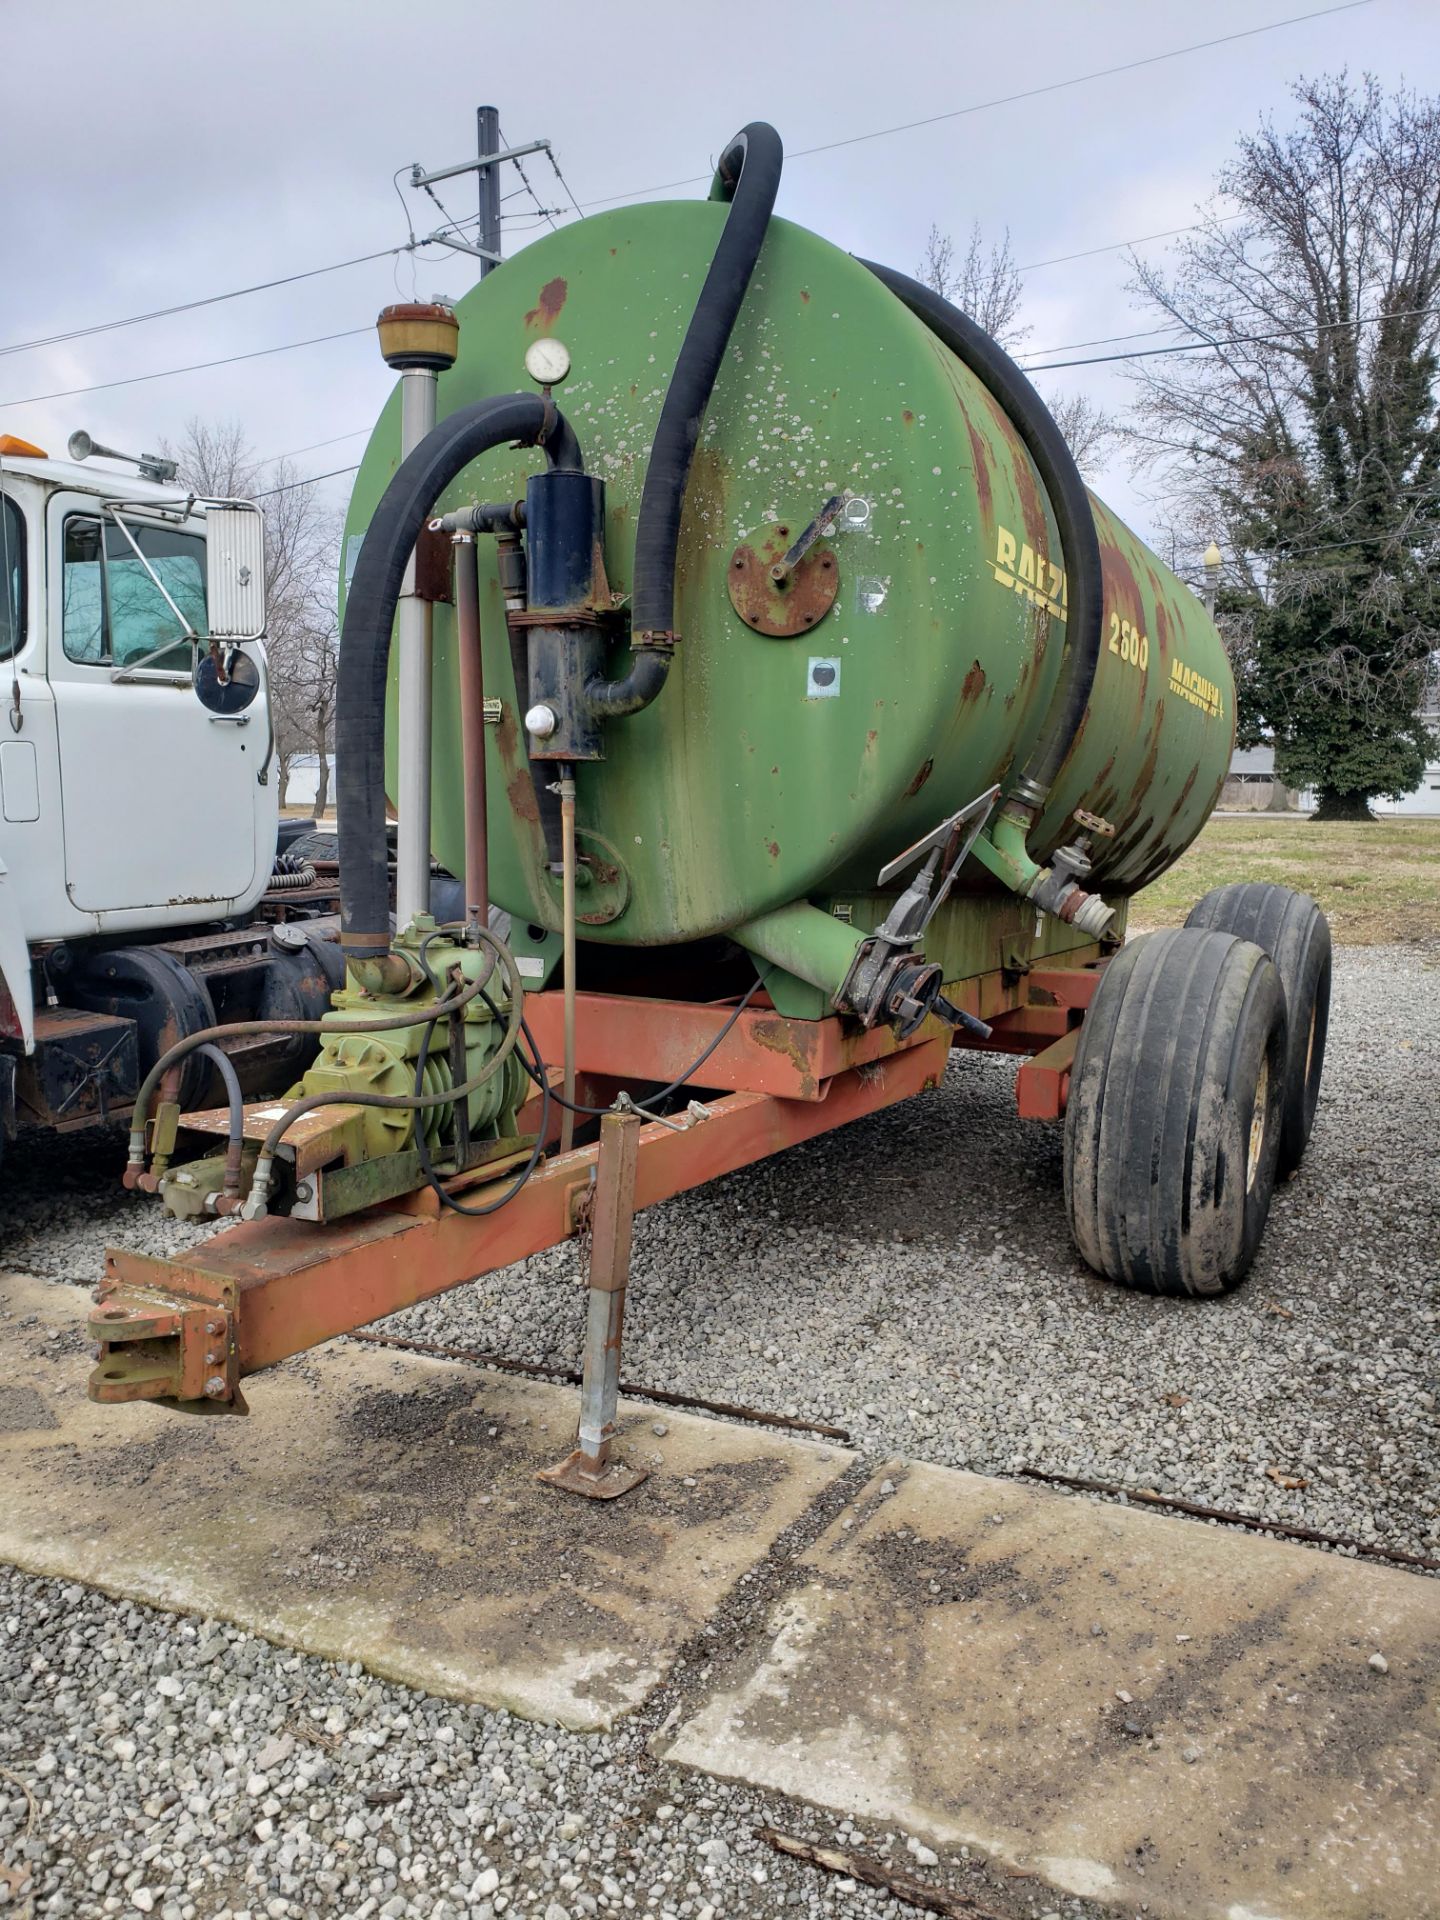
0,434,47,458
376,302,460,372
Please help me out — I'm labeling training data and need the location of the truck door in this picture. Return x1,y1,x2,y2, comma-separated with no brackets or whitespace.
47,496,261,914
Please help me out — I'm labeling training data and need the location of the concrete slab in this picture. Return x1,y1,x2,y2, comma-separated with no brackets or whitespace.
0,1274,850,1730
660,1460,1440,1920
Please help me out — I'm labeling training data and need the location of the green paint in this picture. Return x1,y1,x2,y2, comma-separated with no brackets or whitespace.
345,202,1231,990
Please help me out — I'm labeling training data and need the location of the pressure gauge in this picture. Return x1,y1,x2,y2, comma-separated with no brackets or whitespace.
524,337,572,387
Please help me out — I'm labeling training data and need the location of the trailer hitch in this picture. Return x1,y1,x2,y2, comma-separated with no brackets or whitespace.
87,1268,245,1413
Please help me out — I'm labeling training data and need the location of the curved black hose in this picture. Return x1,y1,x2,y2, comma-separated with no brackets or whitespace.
858,260,1103,801
337,394,581,959
590,120,783,718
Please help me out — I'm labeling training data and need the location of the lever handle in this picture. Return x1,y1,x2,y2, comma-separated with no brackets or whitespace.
932,995,992,1041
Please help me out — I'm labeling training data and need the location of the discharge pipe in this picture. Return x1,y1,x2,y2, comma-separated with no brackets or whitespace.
336,393,581,987
589,120,783,718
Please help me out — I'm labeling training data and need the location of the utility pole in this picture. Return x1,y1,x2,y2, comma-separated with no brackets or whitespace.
408,114,555,282
476,105,502,280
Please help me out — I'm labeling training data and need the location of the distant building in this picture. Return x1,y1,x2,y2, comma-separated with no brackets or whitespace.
1384,682,1440,816
1221,746,1299,812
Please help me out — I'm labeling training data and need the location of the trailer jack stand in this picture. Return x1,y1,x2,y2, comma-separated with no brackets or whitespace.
538,1109,650,1501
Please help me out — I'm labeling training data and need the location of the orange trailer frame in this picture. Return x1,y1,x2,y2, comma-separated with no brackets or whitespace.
87,955,1104,1493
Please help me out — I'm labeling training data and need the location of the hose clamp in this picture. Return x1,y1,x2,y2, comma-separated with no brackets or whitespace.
631,629,680,651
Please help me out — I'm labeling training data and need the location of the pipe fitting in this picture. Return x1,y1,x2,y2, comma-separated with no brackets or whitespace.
346,949,424,997
974,803,1115,937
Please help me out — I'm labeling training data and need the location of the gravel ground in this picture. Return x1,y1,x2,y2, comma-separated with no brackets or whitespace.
1,940,1435,1917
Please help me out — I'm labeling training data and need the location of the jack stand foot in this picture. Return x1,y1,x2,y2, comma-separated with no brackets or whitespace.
538,1449,649,1501
539,1109,647,1506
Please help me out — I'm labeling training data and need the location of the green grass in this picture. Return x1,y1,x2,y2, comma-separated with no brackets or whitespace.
1132,814,1440,945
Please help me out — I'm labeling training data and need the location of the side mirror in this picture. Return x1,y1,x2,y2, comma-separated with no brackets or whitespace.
205,504,266,642
195,645,260,715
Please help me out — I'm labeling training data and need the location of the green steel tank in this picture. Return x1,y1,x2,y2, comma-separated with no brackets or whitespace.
342,131,1234,1020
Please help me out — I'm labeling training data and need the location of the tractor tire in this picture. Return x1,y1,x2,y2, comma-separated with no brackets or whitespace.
1064,928,1287,1298
1185,883,1330,1176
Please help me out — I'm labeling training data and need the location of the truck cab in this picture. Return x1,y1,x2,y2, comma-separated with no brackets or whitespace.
0,432,337,1152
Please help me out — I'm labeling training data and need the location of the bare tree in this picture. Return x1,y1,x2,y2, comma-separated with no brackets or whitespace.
1123,75,1440,816
918,221,1028,348
917,225,1116,477
164,419,341,808
1046,392,1118,479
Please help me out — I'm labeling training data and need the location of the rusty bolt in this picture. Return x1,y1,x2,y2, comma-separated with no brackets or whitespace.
205,1321,222,1335
205,1351,220,1366
204,1378,226,1399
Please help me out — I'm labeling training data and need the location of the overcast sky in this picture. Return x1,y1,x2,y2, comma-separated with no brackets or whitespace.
5,0,1437,547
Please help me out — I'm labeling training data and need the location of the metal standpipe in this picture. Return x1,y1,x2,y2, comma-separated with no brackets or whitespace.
375,302,462,933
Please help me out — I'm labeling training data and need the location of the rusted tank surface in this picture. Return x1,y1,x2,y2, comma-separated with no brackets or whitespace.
344,203,1234,946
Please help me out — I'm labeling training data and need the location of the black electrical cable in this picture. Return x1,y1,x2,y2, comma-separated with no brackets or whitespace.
500,976,765,1119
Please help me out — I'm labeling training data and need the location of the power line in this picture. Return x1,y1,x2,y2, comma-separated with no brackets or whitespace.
1017,215,1244,274
265,427,372,462
1,327,372,408
547,148,586,223
502,123,559,236
1024,303,1440,372
1021,320,1193,361
0,248,408,362
577,2,1372,209
252,463,361,499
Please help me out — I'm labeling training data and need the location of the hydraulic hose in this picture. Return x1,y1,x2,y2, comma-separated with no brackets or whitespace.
337,394,581,966
125,977,483,1176
194,1042,245,1195
243,930,526,1218
591,120,783,718
858,260,1104,805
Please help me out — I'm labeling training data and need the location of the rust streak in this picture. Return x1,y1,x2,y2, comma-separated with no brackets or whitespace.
523,277,568,329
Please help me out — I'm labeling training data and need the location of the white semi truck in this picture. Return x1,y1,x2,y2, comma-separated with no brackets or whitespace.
0,428,344,1155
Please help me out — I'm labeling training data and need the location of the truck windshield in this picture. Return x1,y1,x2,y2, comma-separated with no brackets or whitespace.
0,495,22,662
62,515,206,671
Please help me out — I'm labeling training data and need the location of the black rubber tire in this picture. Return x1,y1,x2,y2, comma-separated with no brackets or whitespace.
275,816,318,856
276,827,339,867
1064,928,1287,1297
60,944,218,1110
1185,883,1330,1176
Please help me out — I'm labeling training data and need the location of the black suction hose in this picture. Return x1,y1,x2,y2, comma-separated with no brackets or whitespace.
859,260,1103,802
589,120,784,718
337,395,581,962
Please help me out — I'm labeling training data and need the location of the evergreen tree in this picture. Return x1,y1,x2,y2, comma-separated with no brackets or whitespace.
1129,75,1440,819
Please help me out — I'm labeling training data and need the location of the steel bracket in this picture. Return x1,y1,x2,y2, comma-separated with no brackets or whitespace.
88,1273,243,1412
